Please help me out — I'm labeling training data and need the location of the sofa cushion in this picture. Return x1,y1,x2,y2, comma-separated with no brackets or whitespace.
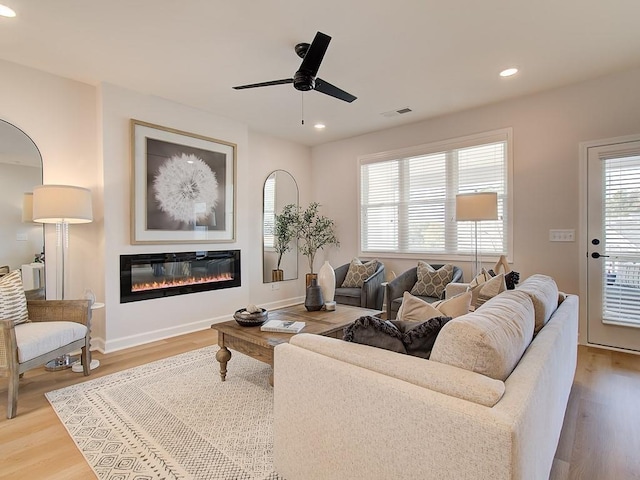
516,274,559,333
341,258,378,288
0,270,29,326
430,290,535,381
343,316,406,354
410,262,453,298
431,291,472,318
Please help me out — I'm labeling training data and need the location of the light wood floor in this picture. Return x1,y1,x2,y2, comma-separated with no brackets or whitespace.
1,333,638,480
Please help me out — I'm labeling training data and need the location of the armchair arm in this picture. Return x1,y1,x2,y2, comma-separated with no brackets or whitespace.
333,263,349,289
26,300,91,327
386,267,417,318
0,318,18,372
361,263,385,310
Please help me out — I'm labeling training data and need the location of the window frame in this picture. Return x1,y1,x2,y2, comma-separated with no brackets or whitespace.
357,128,514,263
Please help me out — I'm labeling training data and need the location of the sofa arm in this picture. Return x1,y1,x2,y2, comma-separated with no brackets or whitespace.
333,263,349,288
361,264,385,310
274,338,513,480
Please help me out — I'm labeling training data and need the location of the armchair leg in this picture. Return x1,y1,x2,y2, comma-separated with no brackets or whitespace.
7,369,19,419
81,346,90,376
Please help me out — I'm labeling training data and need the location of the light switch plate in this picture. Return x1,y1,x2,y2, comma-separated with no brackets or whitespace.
549,229,575,242
16,233,28,241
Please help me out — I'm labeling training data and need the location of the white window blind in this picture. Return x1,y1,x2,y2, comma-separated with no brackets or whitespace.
359,129,511,258
602,153,640,326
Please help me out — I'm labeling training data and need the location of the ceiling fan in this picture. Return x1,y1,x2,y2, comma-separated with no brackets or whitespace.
233,31,357,103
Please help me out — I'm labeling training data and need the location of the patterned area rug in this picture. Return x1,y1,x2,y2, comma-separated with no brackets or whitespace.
46,346,282,479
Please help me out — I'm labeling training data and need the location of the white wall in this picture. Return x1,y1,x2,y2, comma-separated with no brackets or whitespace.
98,84,312,352
311,66,640,342
0,60,99,302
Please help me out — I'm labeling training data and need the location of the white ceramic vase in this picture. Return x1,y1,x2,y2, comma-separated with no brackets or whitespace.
318,261,336,303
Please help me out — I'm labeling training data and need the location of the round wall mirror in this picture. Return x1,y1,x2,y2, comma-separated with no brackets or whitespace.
0,119,44,294
263,170,298,283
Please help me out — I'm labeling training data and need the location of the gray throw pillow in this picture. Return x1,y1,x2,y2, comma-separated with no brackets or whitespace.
343,316,406,354
393,317,452,359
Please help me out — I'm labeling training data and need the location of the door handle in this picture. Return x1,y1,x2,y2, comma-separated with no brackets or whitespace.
591,252,610,259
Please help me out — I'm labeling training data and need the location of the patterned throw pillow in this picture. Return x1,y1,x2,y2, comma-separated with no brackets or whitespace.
0,270,29,325
469,273,507,309
410,262,454,298
341,258,379,288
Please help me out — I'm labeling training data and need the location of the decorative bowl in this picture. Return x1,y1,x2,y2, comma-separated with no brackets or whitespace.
233,308,268,326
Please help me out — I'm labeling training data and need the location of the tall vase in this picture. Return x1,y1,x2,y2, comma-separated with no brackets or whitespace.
318,261,335,303
304,278,324,311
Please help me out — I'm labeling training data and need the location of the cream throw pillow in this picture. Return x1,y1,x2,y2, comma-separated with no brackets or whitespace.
410,262,454,298
468,272,507,309
396,291,441,322
341,258,379,288
431,291,472,318
0,270,29,325
397,290,471,322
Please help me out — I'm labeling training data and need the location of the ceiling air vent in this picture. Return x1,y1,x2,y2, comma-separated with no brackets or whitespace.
381,107,413,118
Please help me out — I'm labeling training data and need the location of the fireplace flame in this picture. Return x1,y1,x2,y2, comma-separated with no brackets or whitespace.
132,273,233,292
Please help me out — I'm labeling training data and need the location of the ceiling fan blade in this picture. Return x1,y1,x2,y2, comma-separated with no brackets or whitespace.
298,32,331,77
233,78,293,90
315,78,357,103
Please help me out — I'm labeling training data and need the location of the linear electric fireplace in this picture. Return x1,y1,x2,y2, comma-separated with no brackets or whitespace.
120,250,241,303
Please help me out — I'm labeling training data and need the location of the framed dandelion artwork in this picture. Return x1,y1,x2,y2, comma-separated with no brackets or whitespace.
131,120,236,244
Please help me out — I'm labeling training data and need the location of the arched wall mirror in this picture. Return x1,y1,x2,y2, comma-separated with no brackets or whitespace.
0,119,44,294
263,170,298,283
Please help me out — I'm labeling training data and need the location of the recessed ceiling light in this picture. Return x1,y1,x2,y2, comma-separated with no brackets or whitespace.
500,67,519,77
314,123,326,130
0,4,16,17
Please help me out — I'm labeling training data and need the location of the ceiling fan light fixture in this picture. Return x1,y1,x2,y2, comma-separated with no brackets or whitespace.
500,67,519,77
0,4,16,17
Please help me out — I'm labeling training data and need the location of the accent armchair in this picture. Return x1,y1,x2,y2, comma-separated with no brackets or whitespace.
386,263,463,319
0,297,92,418
334,261,385,310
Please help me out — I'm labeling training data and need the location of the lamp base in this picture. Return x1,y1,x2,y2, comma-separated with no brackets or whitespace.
71,359,100,372
45,354,79,371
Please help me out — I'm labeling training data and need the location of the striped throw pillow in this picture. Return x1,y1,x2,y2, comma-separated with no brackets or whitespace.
0,270,29,325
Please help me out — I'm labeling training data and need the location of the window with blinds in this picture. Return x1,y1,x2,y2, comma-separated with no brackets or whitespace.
602,153,640,326
359,129,511,259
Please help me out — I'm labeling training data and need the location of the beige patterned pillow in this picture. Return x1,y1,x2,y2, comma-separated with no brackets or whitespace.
341,259,379,288
469,273,506,309
410,262,454,298
0,270,29,325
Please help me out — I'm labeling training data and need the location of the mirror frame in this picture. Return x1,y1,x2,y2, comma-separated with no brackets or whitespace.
0,119,44,295
263,170,298,283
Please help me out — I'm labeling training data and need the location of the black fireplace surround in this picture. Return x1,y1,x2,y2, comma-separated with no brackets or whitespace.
120,250,241,303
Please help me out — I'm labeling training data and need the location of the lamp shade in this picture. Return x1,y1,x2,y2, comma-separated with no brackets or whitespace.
455,192,498,221
32,184,93,224
22,192,34,222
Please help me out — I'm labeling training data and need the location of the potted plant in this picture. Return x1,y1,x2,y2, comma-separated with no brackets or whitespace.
272,203,298,281
292,202,339,286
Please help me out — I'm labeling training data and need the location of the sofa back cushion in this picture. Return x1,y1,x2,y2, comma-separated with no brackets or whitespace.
516,274,559,333
430,290,535,381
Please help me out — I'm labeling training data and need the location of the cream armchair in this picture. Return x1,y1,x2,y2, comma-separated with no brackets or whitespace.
0,299,91,418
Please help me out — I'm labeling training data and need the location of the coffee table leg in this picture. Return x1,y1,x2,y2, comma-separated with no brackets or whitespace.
216,346,231,381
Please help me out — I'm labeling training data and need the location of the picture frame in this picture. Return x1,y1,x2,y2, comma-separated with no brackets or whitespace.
130,119,236,244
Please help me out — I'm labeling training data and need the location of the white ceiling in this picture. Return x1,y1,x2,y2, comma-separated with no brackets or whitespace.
1,0,639,146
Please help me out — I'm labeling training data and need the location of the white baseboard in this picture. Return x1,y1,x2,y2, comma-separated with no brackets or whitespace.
92,296,305,354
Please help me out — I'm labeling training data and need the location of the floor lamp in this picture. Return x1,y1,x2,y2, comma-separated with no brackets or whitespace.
32,185,93,370
455,192,498,277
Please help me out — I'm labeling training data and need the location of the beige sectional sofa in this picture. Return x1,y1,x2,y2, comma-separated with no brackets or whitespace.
273,275,578,480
